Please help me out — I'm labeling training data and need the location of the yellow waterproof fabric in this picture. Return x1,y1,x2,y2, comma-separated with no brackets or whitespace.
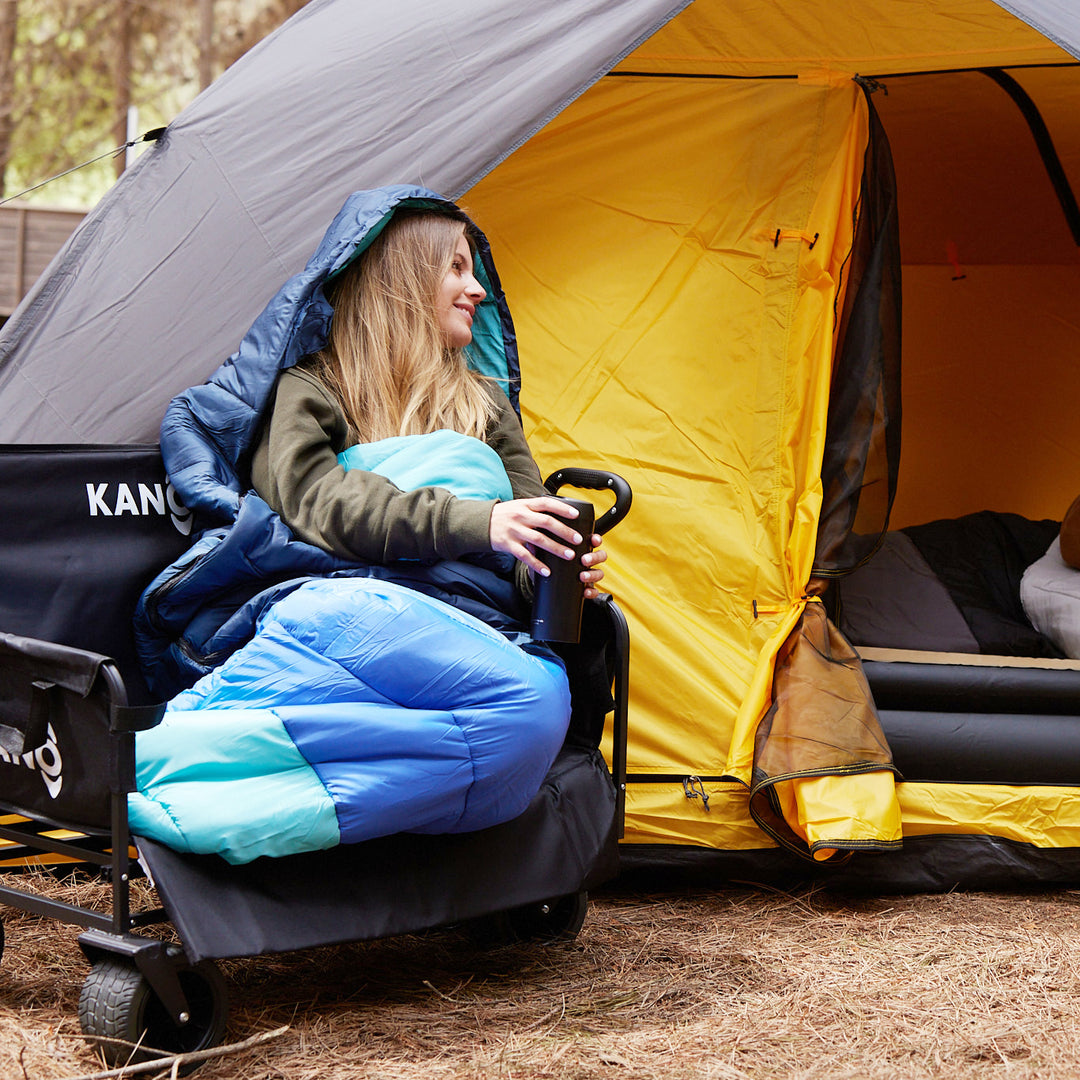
612,0,1072,78
621,779,1080,851
467,75,881,850
878,69,1080,267
873,65,1080,527
898,784,1080,847
891,266,1080,527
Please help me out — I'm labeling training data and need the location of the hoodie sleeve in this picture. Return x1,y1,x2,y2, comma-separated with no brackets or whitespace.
484,383,547,500
250,369,495,563
482,383,548,600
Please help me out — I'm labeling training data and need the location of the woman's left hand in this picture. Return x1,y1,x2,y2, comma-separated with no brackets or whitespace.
581,534,607,600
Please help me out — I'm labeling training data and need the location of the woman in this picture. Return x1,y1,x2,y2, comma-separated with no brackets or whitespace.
132,190,607,862
250,209,606,598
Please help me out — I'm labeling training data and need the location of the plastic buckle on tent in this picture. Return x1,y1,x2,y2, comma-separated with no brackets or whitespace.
853,75,887,96
682,776,710,813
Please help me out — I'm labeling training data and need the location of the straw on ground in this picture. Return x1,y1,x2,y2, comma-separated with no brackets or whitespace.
3,870,1080,1079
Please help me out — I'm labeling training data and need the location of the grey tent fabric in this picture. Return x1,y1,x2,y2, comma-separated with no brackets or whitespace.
994,0,1080,59
0,0,691,444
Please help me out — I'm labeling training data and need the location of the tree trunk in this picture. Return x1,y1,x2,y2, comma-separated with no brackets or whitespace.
218,0,309,71
0,0,17,197
199,0,214,90
113,0,132,180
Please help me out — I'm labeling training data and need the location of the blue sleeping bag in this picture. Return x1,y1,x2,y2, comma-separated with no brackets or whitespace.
132,187,571,864
130,576,569,864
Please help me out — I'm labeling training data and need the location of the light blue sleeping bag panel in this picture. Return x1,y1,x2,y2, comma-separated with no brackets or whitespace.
337,429,514,503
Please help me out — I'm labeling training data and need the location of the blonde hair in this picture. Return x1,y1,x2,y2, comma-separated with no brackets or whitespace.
308,211,496,444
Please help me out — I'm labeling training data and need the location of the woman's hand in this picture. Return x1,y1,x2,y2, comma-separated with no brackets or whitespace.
490,498,607,597
580,536,607,600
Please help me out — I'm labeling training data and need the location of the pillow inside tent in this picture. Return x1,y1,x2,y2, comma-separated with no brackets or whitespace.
1021,536,1080,660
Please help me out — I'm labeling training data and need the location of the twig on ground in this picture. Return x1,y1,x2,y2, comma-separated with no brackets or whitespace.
57,1024,289,1080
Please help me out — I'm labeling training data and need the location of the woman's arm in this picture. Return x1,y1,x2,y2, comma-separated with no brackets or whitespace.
484,385,548,500
251,369,494,563
484,384,607,598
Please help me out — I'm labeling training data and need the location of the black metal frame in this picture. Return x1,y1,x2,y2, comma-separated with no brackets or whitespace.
0,595,630,1023
595,595,630,834
0,637,195,1020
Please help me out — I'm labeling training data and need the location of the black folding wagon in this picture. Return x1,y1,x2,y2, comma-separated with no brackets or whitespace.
0,444,629,1066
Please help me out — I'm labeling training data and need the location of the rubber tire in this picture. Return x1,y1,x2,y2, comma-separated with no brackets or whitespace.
507,890,588,942
78,956,228,1068
470,890,588,946
0,915,5,963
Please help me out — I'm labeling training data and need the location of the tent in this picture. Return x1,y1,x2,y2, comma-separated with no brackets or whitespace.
2,0,1080,890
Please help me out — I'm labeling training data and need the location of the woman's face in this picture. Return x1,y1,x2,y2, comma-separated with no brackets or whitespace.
437,235,486,348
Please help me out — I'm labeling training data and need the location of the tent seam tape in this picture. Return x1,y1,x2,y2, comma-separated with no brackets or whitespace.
988,1,1080,62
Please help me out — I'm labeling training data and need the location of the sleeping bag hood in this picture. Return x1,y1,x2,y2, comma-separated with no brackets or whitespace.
161,185,520,526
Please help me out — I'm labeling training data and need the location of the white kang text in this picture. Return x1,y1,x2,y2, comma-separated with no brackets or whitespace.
85,480,192,535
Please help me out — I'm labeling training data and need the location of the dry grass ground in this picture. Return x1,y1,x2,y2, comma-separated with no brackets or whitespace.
4,870,1080,1079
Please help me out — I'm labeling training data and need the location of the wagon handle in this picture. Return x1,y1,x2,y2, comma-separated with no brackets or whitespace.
543,468,632,536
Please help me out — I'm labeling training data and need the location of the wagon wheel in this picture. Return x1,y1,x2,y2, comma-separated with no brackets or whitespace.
78,956,228,1069
470,890,588,946
507,890,588,942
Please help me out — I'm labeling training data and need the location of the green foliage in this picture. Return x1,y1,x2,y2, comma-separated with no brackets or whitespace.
3,0,308,208
5,1,187,205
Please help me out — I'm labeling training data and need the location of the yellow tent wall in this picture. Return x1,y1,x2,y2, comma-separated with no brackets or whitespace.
465,0,1080,862
468,75,868,852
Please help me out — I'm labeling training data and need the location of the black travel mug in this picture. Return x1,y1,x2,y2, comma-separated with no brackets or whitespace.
530,497,595,643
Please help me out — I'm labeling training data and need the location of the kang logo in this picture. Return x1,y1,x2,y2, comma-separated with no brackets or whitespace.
0,723,63,799
85,479,192,535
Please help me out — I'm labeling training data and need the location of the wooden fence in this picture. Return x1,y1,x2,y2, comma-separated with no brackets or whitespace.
0,204,87,318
